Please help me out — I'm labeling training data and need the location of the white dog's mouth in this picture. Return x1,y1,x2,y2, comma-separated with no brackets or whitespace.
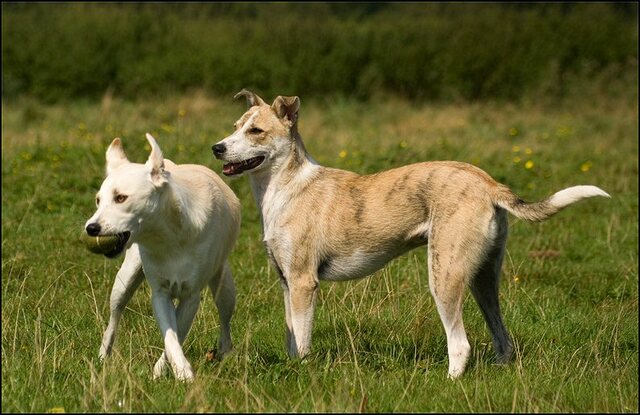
222,156,265,176
103,231,131,258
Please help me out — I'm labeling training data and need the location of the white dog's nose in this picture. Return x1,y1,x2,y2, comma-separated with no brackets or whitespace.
86,223,101,236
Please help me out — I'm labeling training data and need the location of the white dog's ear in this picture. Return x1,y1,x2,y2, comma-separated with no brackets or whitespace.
234,88,266,108
106,137,129,175
145,133,168,187
271,95,300,126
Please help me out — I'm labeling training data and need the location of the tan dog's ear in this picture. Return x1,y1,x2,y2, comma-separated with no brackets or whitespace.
271,95,300,126
105,137,129,175
144,133,168,187
234,89,266,108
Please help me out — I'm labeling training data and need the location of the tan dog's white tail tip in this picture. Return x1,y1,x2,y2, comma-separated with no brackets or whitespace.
548,185,611,209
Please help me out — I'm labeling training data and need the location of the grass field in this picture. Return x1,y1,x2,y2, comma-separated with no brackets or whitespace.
2,86,638,412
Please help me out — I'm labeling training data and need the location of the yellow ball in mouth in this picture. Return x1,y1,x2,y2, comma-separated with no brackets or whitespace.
79,232,121,254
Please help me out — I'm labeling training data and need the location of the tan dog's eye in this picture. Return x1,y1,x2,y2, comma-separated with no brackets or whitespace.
114,194,128,204
249,127,263,134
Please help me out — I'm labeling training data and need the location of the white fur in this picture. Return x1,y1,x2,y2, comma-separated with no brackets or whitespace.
87,134,240,382
549,185,611,208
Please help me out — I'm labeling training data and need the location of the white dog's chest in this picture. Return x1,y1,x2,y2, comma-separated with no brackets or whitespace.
140,254,204,299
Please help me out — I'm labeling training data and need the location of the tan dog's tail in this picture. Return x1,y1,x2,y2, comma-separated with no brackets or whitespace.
493,184,610,222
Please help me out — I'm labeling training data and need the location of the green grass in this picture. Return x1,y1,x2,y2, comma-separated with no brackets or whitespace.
2,88,637,412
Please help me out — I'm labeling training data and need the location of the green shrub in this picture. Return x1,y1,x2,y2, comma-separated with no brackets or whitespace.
2,3,637,102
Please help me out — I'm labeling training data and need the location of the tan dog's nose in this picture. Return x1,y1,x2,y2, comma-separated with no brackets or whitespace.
212,143,226,158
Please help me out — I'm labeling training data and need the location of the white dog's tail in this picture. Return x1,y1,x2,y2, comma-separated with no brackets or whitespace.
493,184,610,222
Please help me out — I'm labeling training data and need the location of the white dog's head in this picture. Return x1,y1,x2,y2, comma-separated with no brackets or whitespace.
212,89,300,177
84,133,169,258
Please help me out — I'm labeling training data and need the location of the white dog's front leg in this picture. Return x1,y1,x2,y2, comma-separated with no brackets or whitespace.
151,293,194,381
99,246,144,360
287,276,318,358
153,292,201,378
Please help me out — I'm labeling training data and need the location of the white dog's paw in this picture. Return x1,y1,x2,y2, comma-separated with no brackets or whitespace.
153,355,195,382
447,367,465,379
173,364,195,382
152,355,168,379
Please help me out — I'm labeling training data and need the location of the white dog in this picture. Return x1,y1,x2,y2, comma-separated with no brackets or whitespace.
212,89,609,378
85,133,241,381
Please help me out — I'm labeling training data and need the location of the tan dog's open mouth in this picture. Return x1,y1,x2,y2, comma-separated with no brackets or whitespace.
222,156,265,176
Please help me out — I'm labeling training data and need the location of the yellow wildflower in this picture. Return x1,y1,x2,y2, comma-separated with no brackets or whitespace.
512,145,520,153
513,156,521,164
524,147,533,155
399,140,407,148
524,160,534,169
509,127,519,137
580,161,592,172
339,150,348,158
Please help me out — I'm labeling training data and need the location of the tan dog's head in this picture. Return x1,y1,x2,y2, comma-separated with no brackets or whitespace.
212,89,300,177
84,133,169,257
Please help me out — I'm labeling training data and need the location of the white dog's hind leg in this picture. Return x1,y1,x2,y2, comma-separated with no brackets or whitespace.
151,293,194,381
288,275,318,358
209,262,236,356
99,246,144,360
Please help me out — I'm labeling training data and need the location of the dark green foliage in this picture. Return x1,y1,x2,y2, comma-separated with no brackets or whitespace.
3,3,637,102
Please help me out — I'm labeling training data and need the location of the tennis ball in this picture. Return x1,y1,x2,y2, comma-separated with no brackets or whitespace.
79,231,121,254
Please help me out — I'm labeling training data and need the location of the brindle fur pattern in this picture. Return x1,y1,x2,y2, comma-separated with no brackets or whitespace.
212,89,609,378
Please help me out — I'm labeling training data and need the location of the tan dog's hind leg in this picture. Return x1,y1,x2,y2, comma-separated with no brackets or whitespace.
288,275,318,358
428,211,496,378
469,209,514,364
428,265,471,379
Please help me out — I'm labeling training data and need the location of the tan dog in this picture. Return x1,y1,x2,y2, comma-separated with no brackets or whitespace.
212,90,609,378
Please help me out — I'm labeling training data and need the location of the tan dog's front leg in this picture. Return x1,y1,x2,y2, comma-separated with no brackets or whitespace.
287,275,318,358
280,280,294,356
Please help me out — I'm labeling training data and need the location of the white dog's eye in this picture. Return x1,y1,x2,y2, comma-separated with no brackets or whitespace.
114,194,128,204
95,197,100,206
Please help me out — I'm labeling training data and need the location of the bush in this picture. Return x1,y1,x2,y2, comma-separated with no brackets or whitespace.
2,3,637,102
